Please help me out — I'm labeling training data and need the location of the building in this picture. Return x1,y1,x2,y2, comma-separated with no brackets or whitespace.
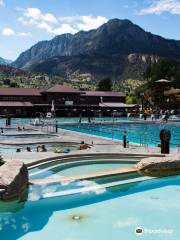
0,88,43,116
0,85,137,117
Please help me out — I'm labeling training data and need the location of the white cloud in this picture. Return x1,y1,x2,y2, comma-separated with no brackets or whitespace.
1,27,31,37
139,0,180,15
37,22,77,35
37,22,53,33
0,0,5,7
18,7,108,35
24,8,57,23
58,15,108,31
18,32,32,37
2,28,15,36
53,24,77,35
77,16,108,31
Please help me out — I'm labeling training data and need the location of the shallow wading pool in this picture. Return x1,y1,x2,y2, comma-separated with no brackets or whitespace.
0,143,79,153
29,157,138,179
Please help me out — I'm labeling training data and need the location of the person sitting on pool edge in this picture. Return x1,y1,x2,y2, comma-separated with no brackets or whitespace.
79,141,91,150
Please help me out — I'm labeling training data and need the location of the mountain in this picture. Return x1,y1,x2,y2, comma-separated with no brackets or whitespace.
13,19,180,81
0,57,12,65
28,53,160,80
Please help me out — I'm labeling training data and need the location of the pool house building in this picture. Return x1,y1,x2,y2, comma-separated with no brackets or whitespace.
0,85,137,117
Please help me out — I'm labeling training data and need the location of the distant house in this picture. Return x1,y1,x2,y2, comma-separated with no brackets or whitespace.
33,75,50,82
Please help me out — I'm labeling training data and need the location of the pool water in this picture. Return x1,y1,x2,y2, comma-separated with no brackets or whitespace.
0,143,79,153
60,122,180,147
0,117,135,126
29,158,137,179
0,128,35,133
0,175,180,240
0,134,54,140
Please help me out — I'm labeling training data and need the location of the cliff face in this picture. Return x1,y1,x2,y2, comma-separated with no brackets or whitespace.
13,18,180,81
27,53,159,81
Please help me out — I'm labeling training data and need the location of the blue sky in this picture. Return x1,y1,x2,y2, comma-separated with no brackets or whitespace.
0,0,180,60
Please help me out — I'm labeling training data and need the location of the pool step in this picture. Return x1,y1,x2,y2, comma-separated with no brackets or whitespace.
33,176,154,199
29,159,137,178
30,167,138,185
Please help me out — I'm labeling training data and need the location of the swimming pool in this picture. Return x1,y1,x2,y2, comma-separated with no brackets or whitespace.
0,173,180,240
0,128,36,133
0,116,180,127
29,156,138,179
0,143,79,153
0,117,154,126
59,122,180,147
0,118,31,125
0,117,129,126
0,133,54,140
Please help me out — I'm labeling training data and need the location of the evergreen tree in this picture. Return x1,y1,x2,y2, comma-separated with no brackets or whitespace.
97,78,112,91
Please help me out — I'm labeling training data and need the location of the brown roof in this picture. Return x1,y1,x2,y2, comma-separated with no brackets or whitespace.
0,88,42,96
45,85,82,93
164,88,180,96
83,91,126,97
0,101,33,107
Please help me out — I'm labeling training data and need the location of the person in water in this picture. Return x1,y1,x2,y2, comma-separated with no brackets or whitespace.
41,145,47,152
37,145,41,152
1,128,4,134
26,147,32,152
79,141,91,150
17,126,22,131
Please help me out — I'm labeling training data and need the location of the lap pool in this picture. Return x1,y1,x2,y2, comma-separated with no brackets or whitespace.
59,122,180,147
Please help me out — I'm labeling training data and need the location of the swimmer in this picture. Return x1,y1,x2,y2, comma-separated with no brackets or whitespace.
26,147,32,152
41,145,47,152
17,126,22,131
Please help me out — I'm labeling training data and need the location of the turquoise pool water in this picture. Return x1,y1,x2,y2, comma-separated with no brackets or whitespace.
0,118,31,125
29,158,137,179
0,117,153,126
0,117,179,126
60,122,180,147
0,175,180,240
0,117,129,126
